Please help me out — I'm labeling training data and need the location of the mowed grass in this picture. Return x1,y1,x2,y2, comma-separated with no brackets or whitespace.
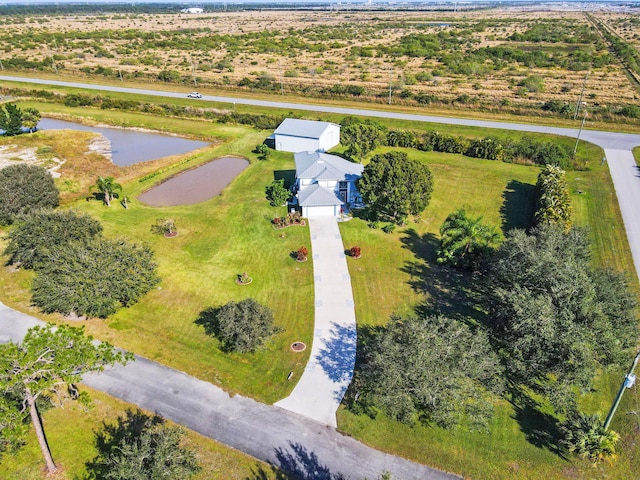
336,146,639,478
0,387,286,480
0,104,638,479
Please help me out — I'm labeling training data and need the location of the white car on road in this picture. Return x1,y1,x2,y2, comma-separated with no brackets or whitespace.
187,92,202,98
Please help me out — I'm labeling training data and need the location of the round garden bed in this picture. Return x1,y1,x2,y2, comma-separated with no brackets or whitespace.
291,342,306,352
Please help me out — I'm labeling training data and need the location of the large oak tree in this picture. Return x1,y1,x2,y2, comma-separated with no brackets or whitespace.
357,151,433,224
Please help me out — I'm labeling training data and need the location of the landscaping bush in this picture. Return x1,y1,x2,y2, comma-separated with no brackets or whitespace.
296,246,308,261
196,299,278,353
0,164,59,225
350,246,361,258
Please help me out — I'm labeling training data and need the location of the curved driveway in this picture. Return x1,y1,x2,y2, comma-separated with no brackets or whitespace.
275,217,357,427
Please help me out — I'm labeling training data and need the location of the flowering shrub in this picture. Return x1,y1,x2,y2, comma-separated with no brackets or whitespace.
350,246,362,258
297,246,308,261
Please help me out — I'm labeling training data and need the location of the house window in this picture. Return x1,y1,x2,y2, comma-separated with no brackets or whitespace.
338,181,348,203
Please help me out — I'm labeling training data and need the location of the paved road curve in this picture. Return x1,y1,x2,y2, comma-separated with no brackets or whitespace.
0,302,458,480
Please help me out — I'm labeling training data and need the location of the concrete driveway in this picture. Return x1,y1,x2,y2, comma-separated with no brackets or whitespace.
275,217,357,427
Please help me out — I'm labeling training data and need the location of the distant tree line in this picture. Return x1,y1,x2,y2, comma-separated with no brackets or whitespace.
339,117,575,169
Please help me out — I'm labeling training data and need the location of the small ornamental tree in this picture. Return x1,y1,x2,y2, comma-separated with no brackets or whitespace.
534,164,572,229
437,209,500,270
357,151,433,224
4,210,103,269
0,324,131,474
350,246,361,258
90,176,123,207
0,164,59,225
265,178,291,207
196,299,278,353
21,107,41,133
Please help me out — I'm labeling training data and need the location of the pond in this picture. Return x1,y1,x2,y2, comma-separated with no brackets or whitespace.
38,118,209,166
138,157,250,207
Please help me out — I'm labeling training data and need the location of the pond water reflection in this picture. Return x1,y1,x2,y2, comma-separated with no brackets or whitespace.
138,157,250,207
38,118,209,166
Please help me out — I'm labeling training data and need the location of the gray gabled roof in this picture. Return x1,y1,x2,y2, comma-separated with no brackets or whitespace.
298,183,343,207
295,152,364,181
274,118,339,140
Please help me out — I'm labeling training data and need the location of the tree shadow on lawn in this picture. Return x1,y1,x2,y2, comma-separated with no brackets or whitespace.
273,169,296,189
508,384,566,458
500,179,535,234
400,228,485,323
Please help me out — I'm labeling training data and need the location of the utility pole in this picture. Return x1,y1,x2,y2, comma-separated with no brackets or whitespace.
574,72,589,120
388,69,393,105
279,59,284,95
604,350,640,430
573,110,587,156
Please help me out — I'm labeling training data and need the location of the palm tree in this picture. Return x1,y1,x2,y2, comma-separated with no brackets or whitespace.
91,176,122,207
559,411,619,463
437,209,500,270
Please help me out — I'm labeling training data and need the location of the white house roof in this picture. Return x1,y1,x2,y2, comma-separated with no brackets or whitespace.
298,184,344,207
274,119,339,140
295,152,364,181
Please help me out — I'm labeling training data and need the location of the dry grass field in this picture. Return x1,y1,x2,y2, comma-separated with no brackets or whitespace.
0,6,638,118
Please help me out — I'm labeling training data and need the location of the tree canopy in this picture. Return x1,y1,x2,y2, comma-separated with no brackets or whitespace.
437,209,500,270
353,315,503,430
340,122,387,162
486,224,637,411
196,298,279,353
87,410,200,480
357,151,433,224
0,324,131,473
0,103,24,136
0,164,59,225
4,210,103,269
31,238,159,318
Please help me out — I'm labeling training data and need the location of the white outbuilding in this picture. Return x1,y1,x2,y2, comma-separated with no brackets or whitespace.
273,118,340,153
181,7,204,14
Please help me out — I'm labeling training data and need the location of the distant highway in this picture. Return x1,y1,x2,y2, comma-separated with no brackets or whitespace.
2,74,640,148
3,74,640,278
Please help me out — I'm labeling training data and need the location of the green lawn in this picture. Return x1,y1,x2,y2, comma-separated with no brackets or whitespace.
336,146,639,479
0,387,286,480
0,101,638,479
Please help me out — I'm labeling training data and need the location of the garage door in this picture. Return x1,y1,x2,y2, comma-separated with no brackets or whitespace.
304,205,337,217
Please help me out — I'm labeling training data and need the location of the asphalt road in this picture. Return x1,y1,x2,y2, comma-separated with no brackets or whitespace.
0,302,458,480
